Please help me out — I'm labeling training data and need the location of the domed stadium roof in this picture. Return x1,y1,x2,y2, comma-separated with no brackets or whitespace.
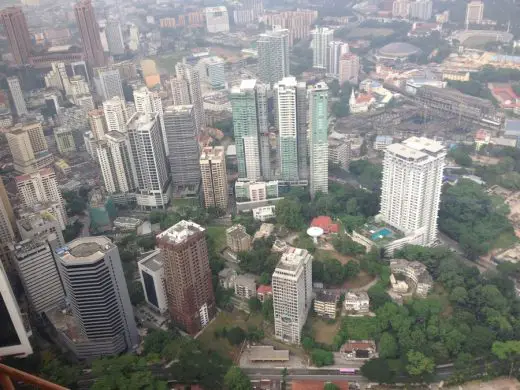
378,42,421,58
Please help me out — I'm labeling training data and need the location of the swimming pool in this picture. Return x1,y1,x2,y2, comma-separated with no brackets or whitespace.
371,228,392,241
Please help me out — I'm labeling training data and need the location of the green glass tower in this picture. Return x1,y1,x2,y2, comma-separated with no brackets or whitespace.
309,82,329,197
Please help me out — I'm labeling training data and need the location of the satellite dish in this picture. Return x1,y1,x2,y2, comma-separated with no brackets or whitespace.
307,227,324,244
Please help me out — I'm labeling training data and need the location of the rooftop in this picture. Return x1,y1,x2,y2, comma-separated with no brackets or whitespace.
157,220,205,245
276,247,311,273
56,236,114,263
226,224,250,239
315,291,339,303
387,136,445,161
138,250,162,272
249,346,289,362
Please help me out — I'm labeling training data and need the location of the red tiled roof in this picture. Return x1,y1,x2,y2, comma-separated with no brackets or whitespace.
311,216,339,234
292,380,349,390
257,285,272,294
341,341,376,352
356,94,373,104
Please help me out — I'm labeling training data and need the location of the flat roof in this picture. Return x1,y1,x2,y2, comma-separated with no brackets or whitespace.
276,247,311,273
240,79,257,90
139,250,162,272
156,220,204,245
56,236,114,263
249,346,289,361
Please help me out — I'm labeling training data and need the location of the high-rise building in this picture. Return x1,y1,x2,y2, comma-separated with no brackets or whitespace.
296,82,308,180
0,7,31,65
75,94,95,111
0,179,15,270
199,56,226,90
164,105,200,190
103,96,127,133
173,63,205,132
0,262,33,357
6,122,51,174
274,77,300,181
466,0,484,26
16,168,67,228
409,0,432,20
392,0,410,18
17,203,65,245
133,86,167,154
98,68,124,101
272,247,312,344
12,238,64,315
128,24,139,52
54,127,76,154
311,27,333,70
260,9,317,46
257,29,290,86
7,76,27,116
380,137,446,247
204,6,230,33
230,79,269,181
44,62,70,93
327,41,349,77
105,20,125,56
88,109,106,141
200,146,228,210
74,0,106,68
97,131,136,195
69,75,89,99
138,249,167,313
54,236,139,359
157,220,216,335
309,83,329,198
339,53,360,86
127,113,170,209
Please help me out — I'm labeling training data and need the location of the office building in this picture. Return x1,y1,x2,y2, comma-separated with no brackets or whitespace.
103,97,127,133
339,53,360,85
6,122,51,174
327,41,349,77
138,249,167,314
204,6,230,33
230,80,269,181
309,83,329,198
392,0,410,18
74,0,106,68
133,86,167,154
105,20,125,56
45,62,70,93
272,247,312,344
88,109,106,141
98,68,124,101
54,236,139,359
257,29,290,86
54,127,76,154
0,7,31,65
16,168,66,228
17,203,65,245
173,63,205,132
466,0,484,25
200,56,226,90
311,27,333,69
409,0,433,20
97,131,136,195
164,105,200,190
157,220,216,335
0,262,33,357
7,76,27,116
274,77,301,181
200,146,228,210
12,238,64,315
296,81,308,180
380,137,446,247
127,113,170,209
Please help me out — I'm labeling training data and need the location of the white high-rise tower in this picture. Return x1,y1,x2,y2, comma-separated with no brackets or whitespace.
380,137,446,246
311,27,333,70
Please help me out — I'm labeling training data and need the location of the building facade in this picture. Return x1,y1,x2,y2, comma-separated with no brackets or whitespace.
200,146,228,210
327,41,349,77
74,0,106,68
339,54,360,85
138,249,167,313
309,83,329,198
257,29,290,86
466,0,484,25
311,27,333,69
0,7,31,65
204,6,230,33
7,76,27,116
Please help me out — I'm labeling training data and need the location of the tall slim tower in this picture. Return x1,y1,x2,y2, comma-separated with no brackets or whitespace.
174,63,205,132
296,81,308,180
0,179,15,271
88,109,106,140
164,105,201,190
311,27,333,70
103,97,128,133
200,146,228,210
380,137,446,246
55,236,139,359
272,247,312,344
327,41,349,76
230,79,269,181
157,220,216,335
274,77,299,181
133,86,167,154
105,20,125,56
309,82,329,198
257,28,290,86
74,0,106,68
7,76,27,116
0,7,31,65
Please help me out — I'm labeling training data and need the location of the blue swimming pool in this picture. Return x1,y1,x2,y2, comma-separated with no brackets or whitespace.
371,228,392,241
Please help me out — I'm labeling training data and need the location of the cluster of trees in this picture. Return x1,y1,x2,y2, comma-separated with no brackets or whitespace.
238,237,281,275
331,82,352,118
438,179,515,259
332,236,366,256
348,160,383,192
313,255,360,286
63,220,83,242
447,145,473,167
447,80,496,103
214,325,264,346
149,206,223,230
475,145,520,189
63,187,89,216
354,245,520,384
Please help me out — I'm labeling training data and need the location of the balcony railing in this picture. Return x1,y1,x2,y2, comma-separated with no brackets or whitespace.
0,363,68,390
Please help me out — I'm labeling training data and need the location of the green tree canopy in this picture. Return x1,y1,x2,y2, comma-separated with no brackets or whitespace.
224,366,252,390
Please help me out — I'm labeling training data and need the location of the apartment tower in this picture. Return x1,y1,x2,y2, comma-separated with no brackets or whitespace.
74,0,106,68
7,76,27,116
257,28,290,86
311,27,333,69
157,220,215,335
200,146,228,210
309,82,329,197
0,7,31,65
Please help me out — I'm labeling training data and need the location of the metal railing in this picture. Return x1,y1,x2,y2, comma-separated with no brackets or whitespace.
0,363,68,390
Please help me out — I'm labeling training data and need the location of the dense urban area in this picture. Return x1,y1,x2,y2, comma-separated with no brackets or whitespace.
4,0,520,388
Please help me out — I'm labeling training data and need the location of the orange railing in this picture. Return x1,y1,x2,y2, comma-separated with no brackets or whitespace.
0,363,68,390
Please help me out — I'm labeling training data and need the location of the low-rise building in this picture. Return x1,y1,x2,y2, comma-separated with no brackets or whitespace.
314,291,338,319
114,217,143,231
138,249,167,313
374,135,393,151
340,340,377,359
253,223,275,241
252,205,276,221
390,259,433,297
226,224,252,252
343,291,370,313
310,216,339,234
248,346,289,362
219,268,237,289
257,284,272,302
234,274,256,299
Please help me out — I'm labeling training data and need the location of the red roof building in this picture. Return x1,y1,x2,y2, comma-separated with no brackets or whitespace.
292,380,349,390
257,285,272,302
310,216,340,234
489,83,519,110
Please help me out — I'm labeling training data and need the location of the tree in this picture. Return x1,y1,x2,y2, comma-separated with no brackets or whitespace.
360,358,398,383
323,383,340,390
275,198,305,230
311,349,334,367
227,326,246,345
492,340,520,377
379,332,398,359
405,350,435,378
262,297,274,323
248,297,262,312
281,368,288,390
128,281,145,305
224,366,252,390
143,329,178,355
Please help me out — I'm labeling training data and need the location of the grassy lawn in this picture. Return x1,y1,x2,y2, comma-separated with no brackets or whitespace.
315,249,355,265
343,270,375,290
308,316,340,346
492,231,518,250
431,283,453,318
152,52,188,73
206,225,227,252
171,197,197,209
347,27,395,39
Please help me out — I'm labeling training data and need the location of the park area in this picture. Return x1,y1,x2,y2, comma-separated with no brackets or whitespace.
308,316,341,345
